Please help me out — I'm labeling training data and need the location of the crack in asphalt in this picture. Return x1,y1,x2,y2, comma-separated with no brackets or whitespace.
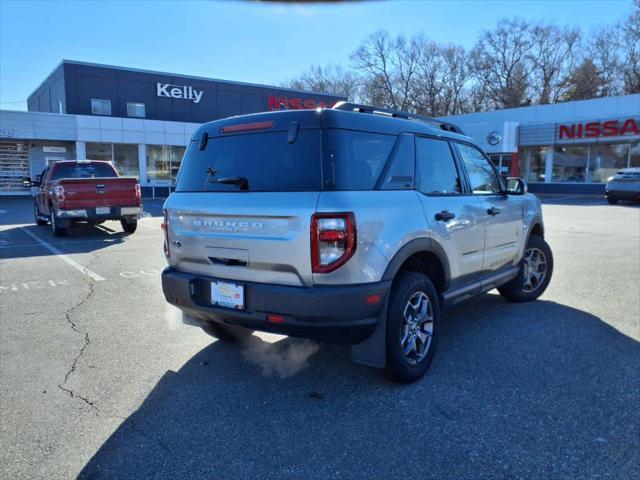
57,257,99,413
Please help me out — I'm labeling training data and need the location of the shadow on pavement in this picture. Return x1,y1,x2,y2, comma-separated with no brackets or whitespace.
79,294,639,479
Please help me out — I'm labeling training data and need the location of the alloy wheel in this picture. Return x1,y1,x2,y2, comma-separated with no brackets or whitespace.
400,291,434,365
522,247,548,293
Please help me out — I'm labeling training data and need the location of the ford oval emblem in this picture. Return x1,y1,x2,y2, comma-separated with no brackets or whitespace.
487,131,502,146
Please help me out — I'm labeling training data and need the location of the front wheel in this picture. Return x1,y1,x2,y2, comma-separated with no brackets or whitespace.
385,272,440,383
498,234,553,302
606,195,618,205
34,203,47,226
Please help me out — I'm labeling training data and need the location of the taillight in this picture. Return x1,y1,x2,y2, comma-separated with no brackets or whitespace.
134,183,141,204
54,185,65,207
311,213,356,273
161,209,169,259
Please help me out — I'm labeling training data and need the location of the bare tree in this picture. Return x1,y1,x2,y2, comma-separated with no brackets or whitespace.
528,22,580,103
470,18,534,108
621,0,640,93
350,30,421,110
283,64,360,100
586,27,624,96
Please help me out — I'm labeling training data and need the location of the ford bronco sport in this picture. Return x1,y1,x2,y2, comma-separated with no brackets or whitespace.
161,102,553,383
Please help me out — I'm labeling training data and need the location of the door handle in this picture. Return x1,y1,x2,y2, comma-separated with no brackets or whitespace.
435,210,456,221
487,207,501,216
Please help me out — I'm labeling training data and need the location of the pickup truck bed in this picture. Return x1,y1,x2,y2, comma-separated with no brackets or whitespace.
33,160,142,236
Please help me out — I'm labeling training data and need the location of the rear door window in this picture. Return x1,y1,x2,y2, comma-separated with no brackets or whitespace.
415,137,462,195
176,130,322,192
323,130,396,190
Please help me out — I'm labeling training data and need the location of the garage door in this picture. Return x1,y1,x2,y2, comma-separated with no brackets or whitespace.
0,141,29,193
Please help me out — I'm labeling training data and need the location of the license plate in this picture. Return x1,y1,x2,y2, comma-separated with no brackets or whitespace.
211,281,244,310
96,207,110,215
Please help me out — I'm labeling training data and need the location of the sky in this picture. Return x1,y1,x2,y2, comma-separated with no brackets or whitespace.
0,0,633,110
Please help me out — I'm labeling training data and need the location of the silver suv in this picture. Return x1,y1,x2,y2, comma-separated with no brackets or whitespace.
161,102,553,382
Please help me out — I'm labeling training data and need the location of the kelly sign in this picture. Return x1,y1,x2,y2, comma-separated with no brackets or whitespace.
558,118,639,140
157,83,203,104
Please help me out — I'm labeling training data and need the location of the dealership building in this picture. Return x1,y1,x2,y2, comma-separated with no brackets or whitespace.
0,60,344,196
0,59,638,196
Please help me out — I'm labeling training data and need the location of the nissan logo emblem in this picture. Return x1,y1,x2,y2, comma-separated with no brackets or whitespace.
487,131,502,146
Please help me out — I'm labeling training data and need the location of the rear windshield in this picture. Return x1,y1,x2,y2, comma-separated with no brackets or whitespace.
176,131,322,192
52,163,117,180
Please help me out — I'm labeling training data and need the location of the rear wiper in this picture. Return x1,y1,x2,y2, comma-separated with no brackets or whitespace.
216,176,249,191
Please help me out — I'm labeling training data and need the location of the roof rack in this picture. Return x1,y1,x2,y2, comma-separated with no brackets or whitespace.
332,101,465,135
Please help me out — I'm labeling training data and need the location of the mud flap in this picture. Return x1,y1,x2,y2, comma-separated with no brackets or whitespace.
350,298,388,368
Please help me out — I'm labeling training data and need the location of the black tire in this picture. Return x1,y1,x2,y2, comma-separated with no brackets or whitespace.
34,203,47,226
50,209,66,237
385,271,440,383
200,321,253,342
498,234,553,302
606,195,618,205
121,219,137,233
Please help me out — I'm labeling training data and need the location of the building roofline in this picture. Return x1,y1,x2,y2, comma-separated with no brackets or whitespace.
28,59,346,102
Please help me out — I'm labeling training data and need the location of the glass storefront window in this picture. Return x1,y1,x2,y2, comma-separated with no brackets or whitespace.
146,145,185,185
170,146,186,184
86,142,113,162
528,146,547,183
553,145,588,183
630,141,639,168
113,144,139,177
588,143,630,183
517,147,529,179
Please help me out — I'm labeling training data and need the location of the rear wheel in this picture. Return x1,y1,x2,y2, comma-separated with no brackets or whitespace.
200,321,253,342
385,272,440,383
606,195,618,205
50,209,66,237
34,203,47,226
498,235,553,302
121,219,137,233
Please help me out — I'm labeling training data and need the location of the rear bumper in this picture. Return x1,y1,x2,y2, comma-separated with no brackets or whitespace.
56,205,142,220
161,268,391,344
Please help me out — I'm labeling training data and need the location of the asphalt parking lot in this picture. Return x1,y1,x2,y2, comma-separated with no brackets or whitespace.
0,195,638,479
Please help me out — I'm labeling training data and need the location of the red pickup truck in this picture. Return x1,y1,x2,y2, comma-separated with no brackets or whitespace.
32,160,142,237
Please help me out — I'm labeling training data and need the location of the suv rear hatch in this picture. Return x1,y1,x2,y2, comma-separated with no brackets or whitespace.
165,115,322,287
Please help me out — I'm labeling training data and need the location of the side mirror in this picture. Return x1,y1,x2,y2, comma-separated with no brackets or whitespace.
506,177,527,195
22,177,33,188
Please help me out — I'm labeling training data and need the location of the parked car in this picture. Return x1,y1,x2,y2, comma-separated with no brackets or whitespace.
31,160,142,236
161,103,553,383
605,167,640,204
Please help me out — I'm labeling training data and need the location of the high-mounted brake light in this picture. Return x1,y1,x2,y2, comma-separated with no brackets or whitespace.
161,209,170,259
220,121,274,134
311,213,356,273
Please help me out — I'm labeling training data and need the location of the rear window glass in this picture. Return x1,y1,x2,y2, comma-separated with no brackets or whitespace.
52,163,117,180
323,130,395,190
175,130,322,192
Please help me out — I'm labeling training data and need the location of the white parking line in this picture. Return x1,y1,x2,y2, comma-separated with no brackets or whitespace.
19,228,106,282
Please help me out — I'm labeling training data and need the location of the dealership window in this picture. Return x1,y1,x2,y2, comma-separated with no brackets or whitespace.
553,145,588,183
127,102,145,118
146,145,185,185
91,98,111,116
628,141,639,168
113,144,139,176
85,142,139,178
86,142,113,162
527,146,547,183
588,143,629,183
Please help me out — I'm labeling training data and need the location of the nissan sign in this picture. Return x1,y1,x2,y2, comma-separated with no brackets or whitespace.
558,118,639,140
156,83,203,104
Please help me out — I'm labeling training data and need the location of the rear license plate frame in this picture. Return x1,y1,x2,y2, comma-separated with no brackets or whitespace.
211,281,245,310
